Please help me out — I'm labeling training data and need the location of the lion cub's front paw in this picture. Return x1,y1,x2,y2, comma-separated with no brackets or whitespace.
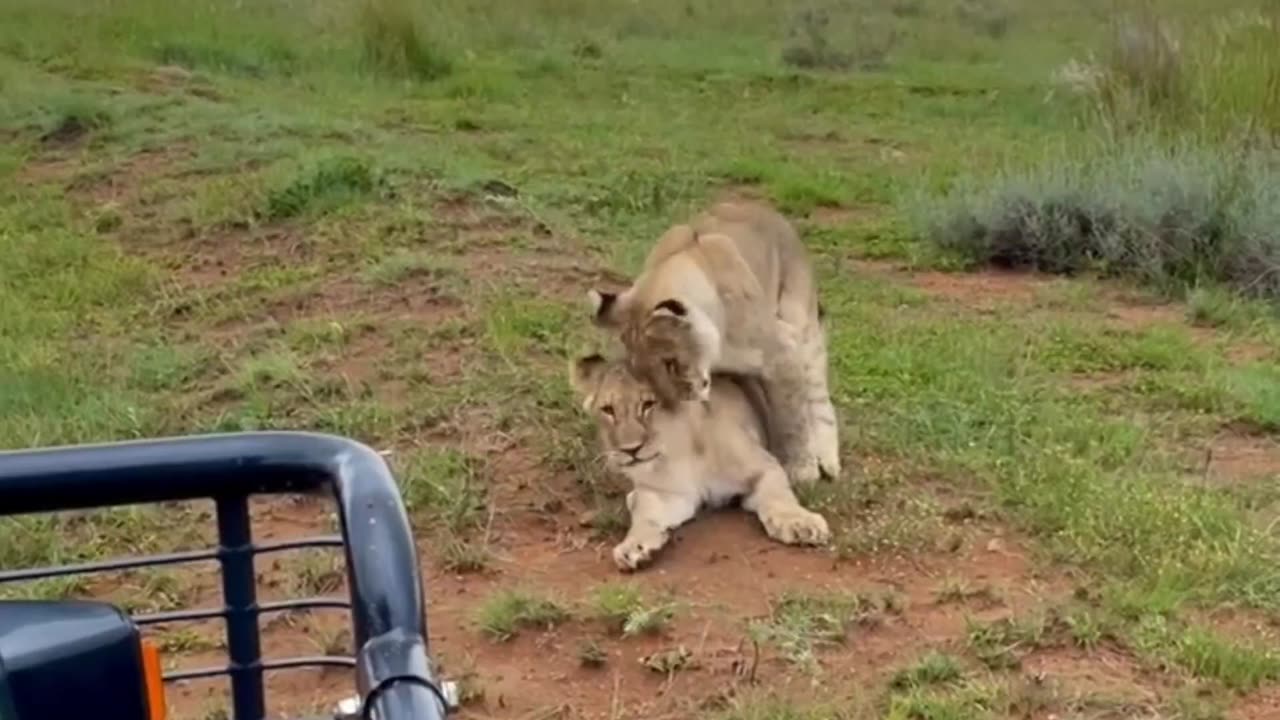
613,530,669,571
760,506,830,546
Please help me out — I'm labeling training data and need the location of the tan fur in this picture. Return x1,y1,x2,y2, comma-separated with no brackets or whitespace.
589,200,840,485
570,353,830,572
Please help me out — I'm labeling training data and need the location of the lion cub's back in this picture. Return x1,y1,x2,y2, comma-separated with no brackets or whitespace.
693,201,812,304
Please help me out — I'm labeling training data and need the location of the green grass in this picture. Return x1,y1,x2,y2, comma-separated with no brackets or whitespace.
889,652,966,690
749,592,880,669
3,0,1280,714
965,614,1051,670
474,589,570,641
588,581,677,637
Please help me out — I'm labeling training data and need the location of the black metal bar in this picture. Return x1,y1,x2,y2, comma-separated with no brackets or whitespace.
163,656,358,684
258,598,352,614
133,607,227,626
0,432,341,516
252,536,345,555
217,495,264,720
261,656,357,670
0,547,220,584
164,666,229,682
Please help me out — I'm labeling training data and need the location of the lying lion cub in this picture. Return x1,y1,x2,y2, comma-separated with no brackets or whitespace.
570,352,830,571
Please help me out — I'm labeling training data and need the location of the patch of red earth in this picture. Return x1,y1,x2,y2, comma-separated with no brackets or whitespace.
1232,687,1280,720
890,264,1059,312
876,264,1277,369
132,65,225,102
143,479,1087,720
806,204,883,229
712,184,769,205
1200,432,1280,486
425,516,1072,720
19,144,198,206
1022,646,1163,709
1225,341,1275,365
162,226,317,289
1063,370,1135,393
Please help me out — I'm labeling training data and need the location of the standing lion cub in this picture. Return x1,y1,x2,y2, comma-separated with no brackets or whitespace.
588,200,839,486
570,353,830,571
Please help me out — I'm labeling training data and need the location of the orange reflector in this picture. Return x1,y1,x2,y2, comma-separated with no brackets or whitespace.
140,639,167,720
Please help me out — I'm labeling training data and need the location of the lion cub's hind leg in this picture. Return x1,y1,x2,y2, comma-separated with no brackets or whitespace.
802,322,841,480
613,488,700,571
763,323,822,486
741,454,830,546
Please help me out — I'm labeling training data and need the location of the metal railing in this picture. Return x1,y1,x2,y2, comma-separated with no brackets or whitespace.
0,431,447,720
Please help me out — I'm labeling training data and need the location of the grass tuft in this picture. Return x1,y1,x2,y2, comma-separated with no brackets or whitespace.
588,582,676,637
475,589,569,641
39,94,113,144
889,651,966,690
749,592,879,669
263,156,379,220
357,0,452,80
396,447,488,532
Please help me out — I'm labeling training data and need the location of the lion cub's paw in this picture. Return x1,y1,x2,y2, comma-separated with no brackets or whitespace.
784,454,822,486
813,434,841,480
760,505,830,546
613,530,668,571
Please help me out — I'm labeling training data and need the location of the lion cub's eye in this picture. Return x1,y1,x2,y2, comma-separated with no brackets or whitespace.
600,404,616,419
640,399,655,416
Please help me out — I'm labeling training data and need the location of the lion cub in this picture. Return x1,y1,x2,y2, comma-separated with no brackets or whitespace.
571,352,830,571
588,200,839,486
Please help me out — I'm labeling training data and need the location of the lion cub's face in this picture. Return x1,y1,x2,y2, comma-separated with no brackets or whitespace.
589,292,713,406
569,354,667,472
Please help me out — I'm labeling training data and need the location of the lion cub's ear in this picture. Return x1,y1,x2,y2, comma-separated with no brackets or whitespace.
645,299,692,336
652,299,688,318
587,289,623,328
569,353,609,408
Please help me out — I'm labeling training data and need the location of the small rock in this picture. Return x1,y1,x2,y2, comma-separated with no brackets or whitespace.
986,538,1004,553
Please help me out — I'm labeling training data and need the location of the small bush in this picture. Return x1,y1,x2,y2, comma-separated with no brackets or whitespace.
263,157,378,220
781,5,897,72
358,0,452,80
916,140,1280,302
955,0,1013,40
40,94,112,145
889,651,965,690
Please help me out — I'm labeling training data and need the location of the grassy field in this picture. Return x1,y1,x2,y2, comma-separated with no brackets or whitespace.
2,0,1280,718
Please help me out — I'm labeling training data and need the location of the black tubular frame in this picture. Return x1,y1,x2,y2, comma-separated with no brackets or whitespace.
0,431,447,720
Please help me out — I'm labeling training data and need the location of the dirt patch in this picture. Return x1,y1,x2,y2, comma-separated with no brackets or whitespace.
909,268,1055,310
1201,432,1280,486
1064,371,1135,393
1023,645,1163,708
20,144,198,204
1231,687,1280,720
1101,303,1191,334
424,515,1072,720
806,204,882,228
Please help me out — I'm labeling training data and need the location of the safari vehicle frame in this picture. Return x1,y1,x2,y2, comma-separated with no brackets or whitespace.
0,431,450,720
